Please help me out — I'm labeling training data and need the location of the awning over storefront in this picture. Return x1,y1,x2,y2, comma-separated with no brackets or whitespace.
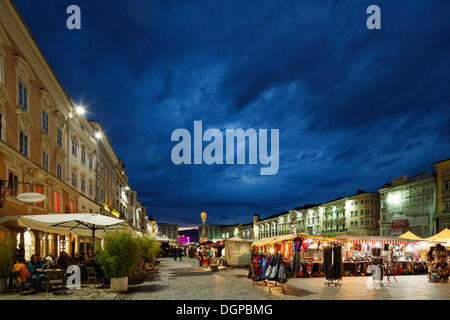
398,231,424,241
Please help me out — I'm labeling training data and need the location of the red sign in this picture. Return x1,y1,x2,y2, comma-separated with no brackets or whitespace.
391,219,409,234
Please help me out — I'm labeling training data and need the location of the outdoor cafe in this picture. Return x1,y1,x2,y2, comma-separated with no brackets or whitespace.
0,213,128,295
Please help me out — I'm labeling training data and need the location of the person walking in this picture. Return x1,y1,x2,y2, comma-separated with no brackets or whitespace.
173,246,178,261
197,247,203,268
178,247,183,262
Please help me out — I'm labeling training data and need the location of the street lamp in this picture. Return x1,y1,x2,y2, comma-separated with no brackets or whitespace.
387,193,402,205
75,105,85,115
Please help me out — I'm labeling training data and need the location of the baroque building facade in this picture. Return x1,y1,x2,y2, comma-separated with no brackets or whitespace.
0,1,147,259
379,173,436,238
433,159,450,232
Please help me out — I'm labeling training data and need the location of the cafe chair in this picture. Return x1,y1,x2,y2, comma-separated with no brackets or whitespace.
87,267,104,288
46,270,66,294
13,271,32,295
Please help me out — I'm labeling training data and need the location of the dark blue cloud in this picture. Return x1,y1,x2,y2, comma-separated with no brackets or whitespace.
14,0,450,227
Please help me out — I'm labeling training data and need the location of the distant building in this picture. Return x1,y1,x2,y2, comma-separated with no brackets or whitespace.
252,191,380,240
198,224,232,241
433,159,450,231
158,223,179,242
379,173,436,238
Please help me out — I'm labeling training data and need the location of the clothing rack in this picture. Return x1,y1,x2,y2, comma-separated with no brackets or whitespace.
323,244,343,287
249,253,287,294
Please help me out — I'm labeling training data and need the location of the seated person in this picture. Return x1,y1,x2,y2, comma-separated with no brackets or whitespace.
57,251,70,270
14,258,35,293
28,255,46,290
28,254,46,275
71,252,82,265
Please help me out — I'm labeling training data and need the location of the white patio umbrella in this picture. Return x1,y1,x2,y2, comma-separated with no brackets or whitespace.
1,214,127,251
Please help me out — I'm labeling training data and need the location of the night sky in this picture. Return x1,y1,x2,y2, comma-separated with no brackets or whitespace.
13,0,450,227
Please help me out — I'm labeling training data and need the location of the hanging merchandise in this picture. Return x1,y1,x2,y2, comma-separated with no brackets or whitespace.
266,253,288,284
355,243,362,251
366,262,382,289
323,244,343,286
302,241,309,252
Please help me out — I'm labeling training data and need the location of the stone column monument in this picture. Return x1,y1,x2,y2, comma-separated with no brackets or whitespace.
200,211,208,243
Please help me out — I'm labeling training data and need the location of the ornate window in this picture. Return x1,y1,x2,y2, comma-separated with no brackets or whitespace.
18,127,29,157
57,127,63,148
71,170,77,188
42,150,48,171
56,163,62,180
16,56,33,111
81,147,86,165
8,172,19,197
71,137,78,157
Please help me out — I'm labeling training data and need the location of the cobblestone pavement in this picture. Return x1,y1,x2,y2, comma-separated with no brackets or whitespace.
0,258,448,300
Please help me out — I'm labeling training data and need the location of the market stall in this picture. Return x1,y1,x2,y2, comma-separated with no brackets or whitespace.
223,238,253,267
425,228,450,247
252,233,338,278
334,235,430,276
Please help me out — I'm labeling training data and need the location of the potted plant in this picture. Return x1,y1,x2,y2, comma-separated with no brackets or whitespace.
0,237,16,294
137,236,162,271
95,230,139,292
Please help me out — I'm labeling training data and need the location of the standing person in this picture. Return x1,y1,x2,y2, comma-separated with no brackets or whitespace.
178,247,183,262
197,247,203,268
173,246,178,261
16,244,25,263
